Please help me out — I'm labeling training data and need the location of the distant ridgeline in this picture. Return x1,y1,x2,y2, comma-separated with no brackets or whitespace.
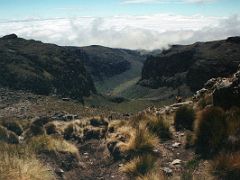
139,37,240,92
0,34,96,100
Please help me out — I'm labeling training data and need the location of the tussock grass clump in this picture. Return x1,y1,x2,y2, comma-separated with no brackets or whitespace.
0,125,19,144
128,124,158,156
29,124,46,136
63,123,74,139
0,142,55,180
107,124,158,160
195,107,227,157
8,131,20,144
197,94,213,110
2,120,23,136
45,122,58,135
210,152,240,180
120,155,157,177
89,116,108,127
136,171,165,180
130,112,149,127
147,116,171,141
174,106,195,131
28,135,78,155
225,107,240,151
0,125,9,142
108,120,126,133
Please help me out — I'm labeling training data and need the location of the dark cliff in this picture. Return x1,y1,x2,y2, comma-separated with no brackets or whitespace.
139,37,240,92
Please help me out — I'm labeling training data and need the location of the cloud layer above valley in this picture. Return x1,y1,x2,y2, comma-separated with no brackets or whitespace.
0,14,239,50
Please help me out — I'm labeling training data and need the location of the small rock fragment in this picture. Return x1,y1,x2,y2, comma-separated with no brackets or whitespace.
171,159,182,165
172,142,181,148
163,167,173,175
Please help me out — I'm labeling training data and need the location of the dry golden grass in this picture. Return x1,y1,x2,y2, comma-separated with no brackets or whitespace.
108,120,127,133
114,123,158,157
0,142,55,180
147,116,171,141
129,123,159,156
136,171,166,180
107,119,159,158
120,155,157,177
210,152,240,180
28,135,79,155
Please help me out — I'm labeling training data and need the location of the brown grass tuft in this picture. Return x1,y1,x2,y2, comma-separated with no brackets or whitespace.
0,142,55,180
120,155,157,177
28,135,79,155
210,152,240,180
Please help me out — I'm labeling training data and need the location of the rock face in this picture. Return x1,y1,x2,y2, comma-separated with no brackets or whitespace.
212,68,240,109
139,37,240,92
0,34,96,100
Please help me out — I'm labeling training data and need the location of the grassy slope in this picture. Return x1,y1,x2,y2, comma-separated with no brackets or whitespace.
95,59,143,96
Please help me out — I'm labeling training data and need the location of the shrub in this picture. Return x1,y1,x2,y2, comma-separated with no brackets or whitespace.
174,106,195,131
195,107,227,157
120,155,157,177
0,142,55,180
147,116,171,141
210,152,240,180
2,121,23,136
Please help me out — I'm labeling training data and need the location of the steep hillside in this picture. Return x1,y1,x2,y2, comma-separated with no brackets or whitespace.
0,34,96,100
139,37,240,93
80,45,145,95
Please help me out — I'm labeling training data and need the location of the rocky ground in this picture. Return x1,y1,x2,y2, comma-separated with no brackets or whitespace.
0,87,216,180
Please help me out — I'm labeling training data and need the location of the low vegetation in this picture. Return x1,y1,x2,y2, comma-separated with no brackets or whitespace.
120,155,157,177
28,135,79,155
0,142,55,180
194,107,227,157
147,116,171,141
210,152,240,180
0,125,19,144
1,120,23,136
174,106,195,131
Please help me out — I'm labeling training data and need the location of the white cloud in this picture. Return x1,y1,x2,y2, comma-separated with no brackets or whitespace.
0,14,239,50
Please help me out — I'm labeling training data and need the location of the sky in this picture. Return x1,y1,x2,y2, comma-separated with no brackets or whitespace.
0,0,240,49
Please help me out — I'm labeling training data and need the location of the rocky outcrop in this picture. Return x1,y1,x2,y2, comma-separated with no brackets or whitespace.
212,67,240,109
0,34,96,100
194,66,240,109
139,37,240,92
